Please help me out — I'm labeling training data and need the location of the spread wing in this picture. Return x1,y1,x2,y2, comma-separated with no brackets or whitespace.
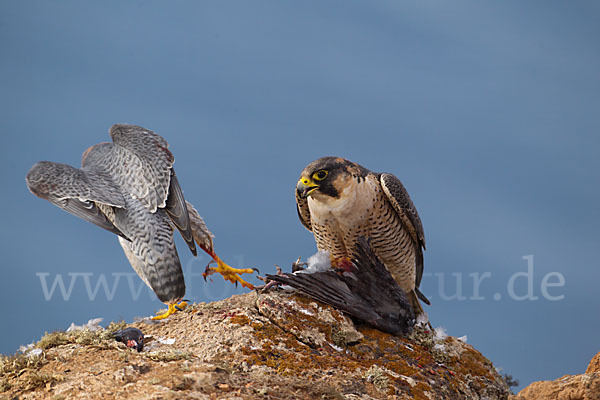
164,169,197,256
379,173,426,290
26,161,128,239
108,124,175,213
295,190,312,231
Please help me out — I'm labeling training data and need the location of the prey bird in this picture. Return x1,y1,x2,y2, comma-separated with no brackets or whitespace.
295,157,429,317
267,237,415,335
26,124,256,319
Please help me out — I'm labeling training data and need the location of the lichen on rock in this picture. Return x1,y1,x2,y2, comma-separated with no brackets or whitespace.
1,291,510,399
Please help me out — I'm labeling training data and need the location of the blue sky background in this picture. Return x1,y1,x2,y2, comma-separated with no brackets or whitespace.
1,0,598,390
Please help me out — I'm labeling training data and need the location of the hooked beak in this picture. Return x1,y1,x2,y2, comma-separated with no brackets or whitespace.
296,177,319,198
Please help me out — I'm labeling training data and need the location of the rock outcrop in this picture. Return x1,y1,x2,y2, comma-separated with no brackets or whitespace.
1,291,510,399
587,352,600,374
512,351,600,400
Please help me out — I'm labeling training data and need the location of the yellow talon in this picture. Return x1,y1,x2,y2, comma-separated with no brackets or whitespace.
152,301,188,320
203,256,256,290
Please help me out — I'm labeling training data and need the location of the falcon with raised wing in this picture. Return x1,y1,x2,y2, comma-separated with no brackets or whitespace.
26,124,255,319
295,157,429,316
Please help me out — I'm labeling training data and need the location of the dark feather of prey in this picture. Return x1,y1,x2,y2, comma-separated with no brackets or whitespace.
266,237,415,335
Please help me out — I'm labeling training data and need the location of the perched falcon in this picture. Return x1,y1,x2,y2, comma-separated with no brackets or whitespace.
26,124,255,319
295,157,429,316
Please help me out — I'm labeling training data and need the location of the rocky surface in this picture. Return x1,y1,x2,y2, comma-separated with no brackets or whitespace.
1,290,510,399
511,351,600,400
586,352,600,374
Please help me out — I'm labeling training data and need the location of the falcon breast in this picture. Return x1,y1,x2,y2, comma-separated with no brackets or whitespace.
295,156,429,315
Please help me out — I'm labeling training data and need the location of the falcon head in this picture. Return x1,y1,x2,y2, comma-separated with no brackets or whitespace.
296,157,369,200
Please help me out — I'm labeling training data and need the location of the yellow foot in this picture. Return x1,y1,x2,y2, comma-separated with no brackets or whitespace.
203,256,257,290
152,301,188,320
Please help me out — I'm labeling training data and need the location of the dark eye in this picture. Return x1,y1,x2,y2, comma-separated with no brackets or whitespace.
314,170,328,181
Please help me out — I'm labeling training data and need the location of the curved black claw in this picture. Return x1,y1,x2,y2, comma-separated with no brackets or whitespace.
174,299,190,311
